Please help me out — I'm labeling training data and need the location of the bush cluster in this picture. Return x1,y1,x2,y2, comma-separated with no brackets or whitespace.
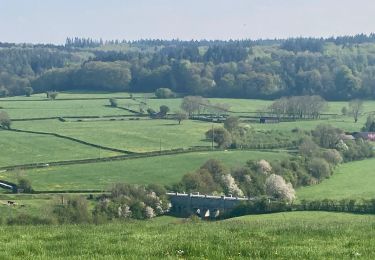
298,199,375,214
225,198,375,218
172,158,296,202
227,197,292,218
93,183,170,222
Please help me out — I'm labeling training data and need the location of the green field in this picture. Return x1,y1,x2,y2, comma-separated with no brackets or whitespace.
0,99,135,119
253,116,365,133
146,97,375,114
0,193,54,219
13,119,213,152
297,158,375,200
0,130,118,167
0,212,374,259
0,150,289,191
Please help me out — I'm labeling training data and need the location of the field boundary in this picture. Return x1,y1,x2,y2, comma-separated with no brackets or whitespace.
0,97,132,102
12,114,147,122
0,147,295,172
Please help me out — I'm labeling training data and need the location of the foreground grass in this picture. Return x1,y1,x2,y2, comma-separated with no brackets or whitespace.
1,150,289,191
297,158,375,200
0,212,374,259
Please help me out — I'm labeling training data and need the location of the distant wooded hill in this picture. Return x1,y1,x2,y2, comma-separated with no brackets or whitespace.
1,34,375,100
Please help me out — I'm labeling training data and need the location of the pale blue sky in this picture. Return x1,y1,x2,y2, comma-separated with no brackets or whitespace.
0,0,374,44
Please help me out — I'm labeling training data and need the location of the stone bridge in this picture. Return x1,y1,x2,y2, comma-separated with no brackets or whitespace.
167,192,252,218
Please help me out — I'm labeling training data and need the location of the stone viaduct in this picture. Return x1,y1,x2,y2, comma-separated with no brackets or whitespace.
167,192,252,218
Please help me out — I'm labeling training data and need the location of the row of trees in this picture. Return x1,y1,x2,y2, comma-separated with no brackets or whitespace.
180,96,230,116
268,95,327,119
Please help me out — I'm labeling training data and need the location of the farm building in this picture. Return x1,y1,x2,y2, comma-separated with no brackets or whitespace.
352,132,375,141
259,117,280,124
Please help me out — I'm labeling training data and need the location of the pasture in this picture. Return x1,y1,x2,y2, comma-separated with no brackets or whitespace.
12,119,213,152
0,212,374,259
297,158,375,200
0,150,289,191
0,99,134,119
0,130,118,167
1,92,372,162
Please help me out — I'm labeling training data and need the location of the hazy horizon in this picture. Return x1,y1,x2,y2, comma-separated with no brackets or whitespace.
1,0,375,44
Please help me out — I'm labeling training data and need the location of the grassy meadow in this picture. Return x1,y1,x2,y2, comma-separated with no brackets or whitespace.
12,119,213,152
0,99,134,119
0,193,55,219
0,150,289,191
0,212,374,259
0,130,118,167
297,158,375,200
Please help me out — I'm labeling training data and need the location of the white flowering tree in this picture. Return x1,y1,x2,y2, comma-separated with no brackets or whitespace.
265,174,296,202
221,174,244,197
257,159,272,174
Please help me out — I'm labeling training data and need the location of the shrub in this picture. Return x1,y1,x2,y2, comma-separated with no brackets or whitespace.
130,201,146,219
0,111,11,129
18,177,33,193
147,108,157,117
146,184,166,197
205,127,232,148
95,183,170,220
221,174,244,197
223,116,240,133
181,169,220,194
323,149,343,166
343,139,374,161
308,158,331,180
155,88,175,99
341,106,348,115
159,105,170,117
24,87,33,97
109,98,118,107
362,114,375,131
298,137,319,157
0,86,9,97
312,124,342,148
47,91,58,100
144,206,155,219
256,159,272,174
228,197,291,218
6,214,54,225
52,196,92,224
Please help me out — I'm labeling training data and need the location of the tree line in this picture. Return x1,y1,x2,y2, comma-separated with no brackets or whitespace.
2,35,375,99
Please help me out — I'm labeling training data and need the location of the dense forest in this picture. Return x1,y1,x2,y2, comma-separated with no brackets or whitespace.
1,34,375,100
